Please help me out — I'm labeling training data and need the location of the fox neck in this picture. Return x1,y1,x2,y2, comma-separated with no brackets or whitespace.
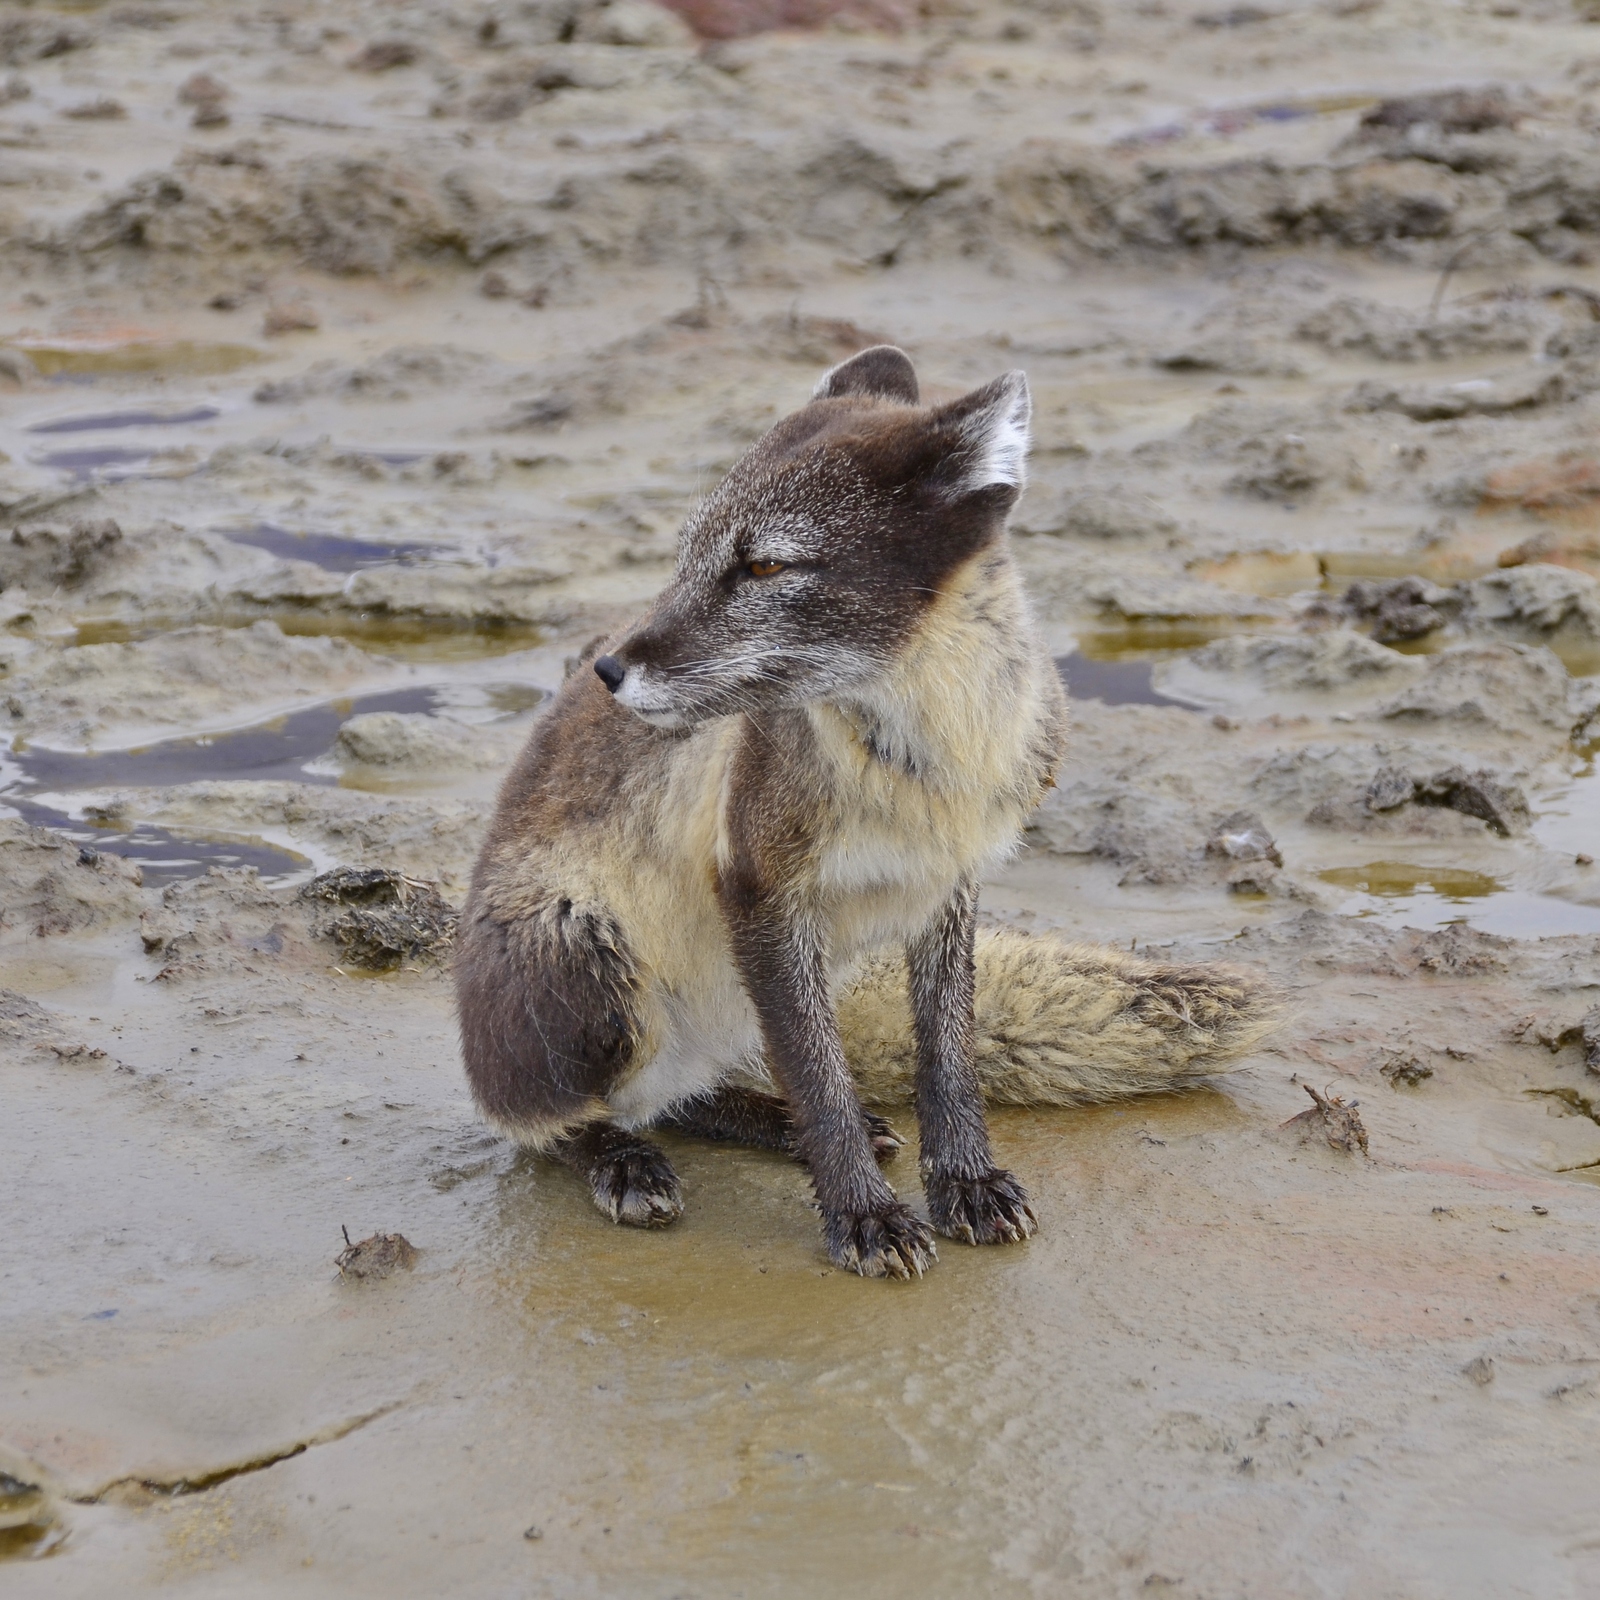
811,544,1041,793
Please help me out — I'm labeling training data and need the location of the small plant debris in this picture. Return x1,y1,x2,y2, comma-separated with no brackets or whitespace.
336,1227,418,1280
1410,924,1510,976
1282,1082,1370,1156
300,867,457,972
1380,1049,1433,1088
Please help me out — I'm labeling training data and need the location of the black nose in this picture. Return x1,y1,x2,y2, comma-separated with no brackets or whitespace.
593,654,625,693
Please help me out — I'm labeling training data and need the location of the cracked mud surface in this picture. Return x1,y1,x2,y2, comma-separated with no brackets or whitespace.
4,0,1600,1596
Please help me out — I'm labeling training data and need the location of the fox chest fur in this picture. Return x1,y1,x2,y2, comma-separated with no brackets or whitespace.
793,548,1062,954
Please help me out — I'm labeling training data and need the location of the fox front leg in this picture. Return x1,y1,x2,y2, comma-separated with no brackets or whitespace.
719,897,935,1279
908,881,1037,1246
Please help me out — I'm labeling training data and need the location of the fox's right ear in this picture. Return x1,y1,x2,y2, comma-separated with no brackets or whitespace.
813,344,920,405
924,370,1031,501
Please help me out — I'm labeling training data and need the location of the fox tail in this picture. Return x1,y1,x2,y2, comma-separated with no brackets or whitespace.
839,929,1277,1107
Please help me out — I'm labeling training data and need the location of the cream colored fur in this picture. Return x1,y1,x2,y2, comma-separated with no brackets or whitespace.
840,930,1277,1107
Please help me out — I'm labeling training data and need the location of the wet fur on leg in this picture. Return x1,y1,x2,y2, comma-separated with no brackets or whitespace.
553,1122,683,1227
924,1167,1037,1245
823,1202,937,1279
906,881,1035,1249
660,1087,904,1163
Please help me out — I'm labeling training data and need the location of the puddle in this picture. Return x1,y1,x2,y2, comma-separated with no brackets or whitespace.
1321,860,1600,938
1056,652,1198,709
1190,550,1322,596
0,1521,65,1561
1071,620,1270,658
3,683,544,794
1319,862,1503,900
27,406,220,434
0,1472,58,1563
1532,759,1600,863
1376,625,1600,678
1318,539,1504,587
1,794,314,887
2,342,261,377
1115,90,1377,149
223,525,444,572
71,614,546,665
2,679,543,881
1543,635,1600,679
34,445,167,481
7,687,436,792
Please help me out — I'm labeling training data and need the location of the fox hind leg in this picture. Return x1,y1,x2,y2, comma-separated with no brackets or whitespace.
660,1086,904,1163
456,893,685,1227
552,1122,683,1228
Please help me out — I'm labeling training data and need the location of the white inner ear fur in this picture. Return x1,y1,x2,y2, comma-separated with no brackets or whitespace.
958,371,1031,492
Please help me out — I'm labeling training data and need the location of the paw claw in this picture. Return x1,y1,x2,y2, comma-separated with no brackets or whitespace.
925,1168,1036,1247
824,1201,937,1279
863,1110,906,1164
592,1145,683,1229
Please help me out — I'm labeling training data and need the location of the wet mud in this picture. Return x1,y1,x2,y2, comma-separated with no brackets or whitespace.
5,0,1600,1595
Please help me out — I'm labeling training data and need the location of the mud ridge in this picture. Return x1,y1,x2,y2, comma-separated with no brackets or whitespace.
73,1404,402,1505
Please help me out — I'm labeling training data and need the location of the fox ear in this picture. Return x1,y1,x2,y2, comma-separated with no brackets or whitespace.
813,344,920,405
930,370,1031,497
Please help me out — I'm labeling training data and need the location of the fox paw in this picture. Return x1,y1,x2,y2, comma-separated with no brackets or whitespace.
924,1168,1036,1246
823,1202,937,1279
589,1142,683,1228
864,1110,906,1164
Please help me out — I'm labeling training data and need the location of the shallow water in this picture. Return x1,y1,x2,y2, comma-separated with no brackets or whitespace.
1056,652,1199,709
3,679,544,800
1322,865,1600,937
1530,757,1600,864
1069,620,1268,658
1318,861,1505,900
3,341,261,377
0,793,313,885
33,444,164,480
5,687,441,791
70,614,548,664
26,406,220,434
222,525,446,573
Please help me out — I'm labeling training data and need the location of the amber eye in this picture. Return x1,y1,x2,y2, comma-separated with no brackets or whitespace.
747,559,786,578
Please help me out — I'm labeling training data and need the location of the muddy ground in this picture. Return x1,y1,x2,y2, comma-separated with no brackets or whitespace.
4,0,1600,1595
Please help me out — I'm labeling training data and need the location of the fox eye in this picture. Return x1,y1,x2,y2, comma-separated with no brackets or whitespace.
746,559,786,578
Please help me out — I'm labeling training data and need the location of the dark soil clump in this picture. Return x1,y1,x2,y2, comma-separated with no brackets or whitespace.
336,1230,418,1280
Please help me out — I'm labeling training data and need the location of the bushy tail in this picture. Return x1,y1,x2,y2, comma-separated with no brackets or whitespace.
839,929,1277,1107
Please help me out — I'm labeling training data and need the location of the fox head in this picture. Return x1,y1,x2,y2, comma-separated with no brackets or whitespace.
594,346,1031,731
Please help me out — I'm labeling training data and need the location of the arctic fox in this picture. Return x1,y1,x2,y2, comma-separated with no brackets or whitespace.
456,345,1271,1279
